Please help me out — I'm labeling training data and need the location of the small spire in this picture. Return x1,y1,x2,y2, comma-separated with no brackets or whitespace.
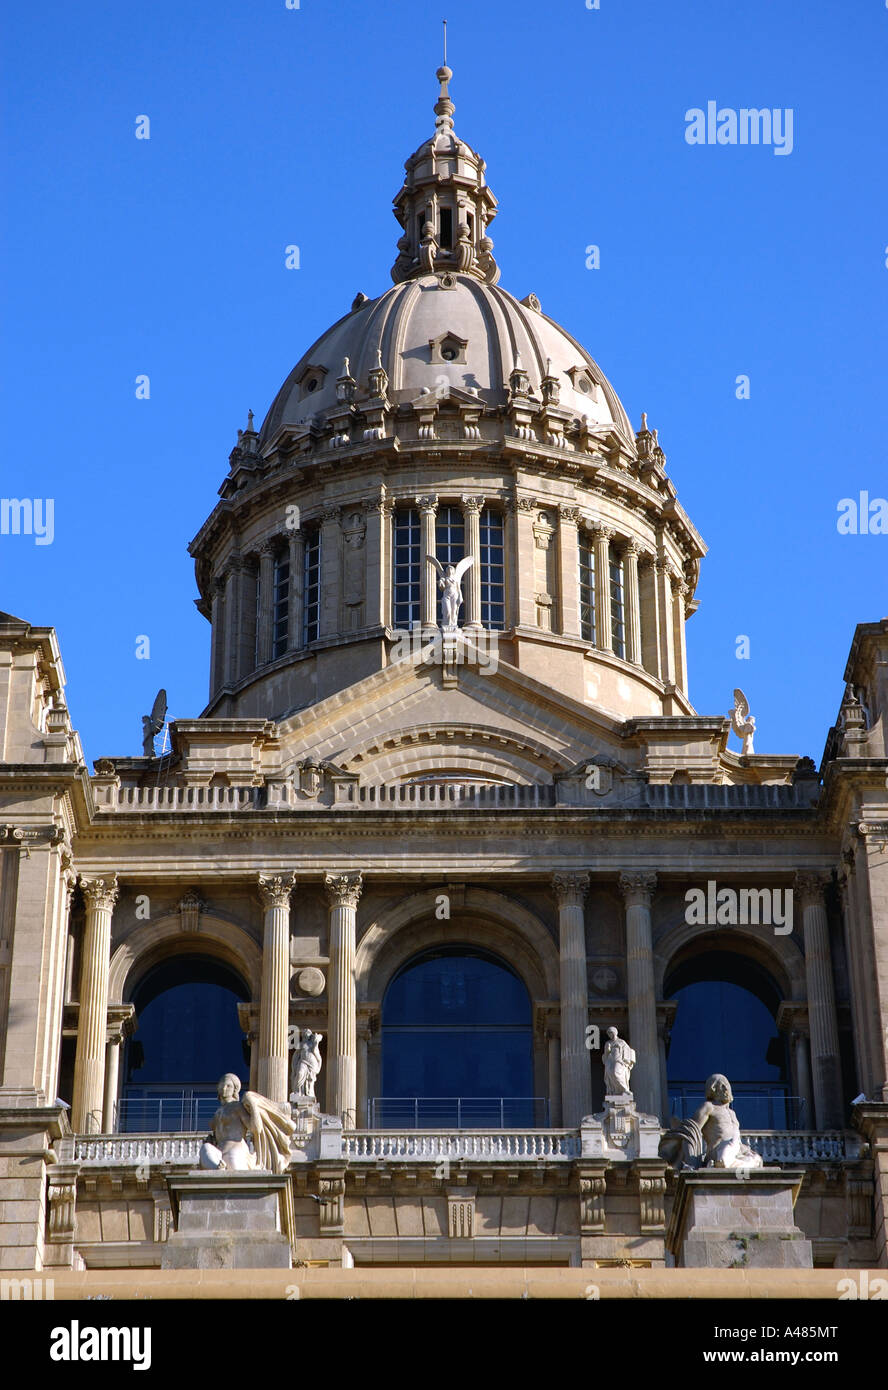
435,23,455,135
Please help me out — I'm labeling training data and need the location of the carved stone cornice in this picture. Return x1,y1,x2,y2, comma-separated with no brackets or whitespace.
80,875,119,913
324,871,363,909
618,871,657,904
552,871,590,906
257,873,296,911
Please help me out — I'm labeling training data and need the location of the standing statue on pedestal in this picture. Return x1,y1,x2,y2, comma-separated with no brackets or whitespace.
291,1029,323,1102
199,1073,296,1176
659,1073,764,1171
426,555,474,630
602,1027,635,1096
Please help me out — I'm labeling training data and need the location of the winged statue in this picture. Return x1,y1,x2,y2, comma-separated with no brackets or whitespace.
426,554,474,630
199,1073,297,1175
728,687,756,756
141,688,167,757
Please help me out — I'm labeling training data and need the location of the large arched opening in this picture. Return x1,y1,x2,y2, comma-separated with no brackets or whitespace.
376,945,538,1127
120,955,250,1133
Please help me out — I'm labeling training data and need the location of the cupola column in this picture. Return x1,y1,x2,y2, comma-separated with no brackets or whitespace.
553,872,592,1127
72,875,118,1134
671,575,689,693
257,542,276,666
796,874,843,1129
364,494,391,630
619,872,661,1119
623,540,642,665
655,560,677,686
288,530,305,651
257,873,295,1105
209,577,226,696
319,506,342,638
515,499,538,628
462,496,483,627
638,552,661,679
593,525,614,653
557,506,581,638
416,496,439,628
325,872,363,1125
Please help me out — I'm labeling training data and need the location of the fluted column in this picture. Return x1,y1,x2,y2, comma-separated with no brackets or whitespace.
256,874,294,1104
553,872,592,1127
619,872,661,1118
72,875,118,1134
223,557,247,685
623,539,642,665
364,494,390,629
638,551,661,678
558,505,581,638
593,525,614,652
655,560,676,686
462,495,483,626
256,542,276,666
671,573,689,694
796,874,843,1129
515,498,537,627
209,576,226,697
319,504,342,638
792,1029,814,1128
416,496,438,628
288,530,305,650
325,871,362,1124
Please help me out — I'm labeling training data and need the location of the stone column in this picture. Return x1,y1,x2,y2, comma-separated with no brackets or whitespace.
547,1025,563,1127
655,560,676,686
796,874,843,1129
102,1011,133,1134
638,551,661,679
671,573,689,694
257,874,295,1105
256,541,276,666
793,1029,814,1129
623,539,642,665
364,494,390,630
553,872,592,1127
619,872,661,1119
223,558,246,686
557,505,581,638
325,872,363,1125
515,498,538,627
288,529,305,651
416,496,438,628
72,875,118,1134
209,576,226,696
593,525,614,653
319,504,342,638
462,495,483,627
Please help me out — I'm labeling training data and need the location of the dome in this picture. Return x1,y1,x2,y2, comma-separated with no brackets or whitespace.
260,276,633,447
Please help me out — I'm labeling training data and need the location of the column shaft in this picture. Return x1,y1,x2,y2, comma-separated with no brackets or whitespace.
593,527,613,652
558,506,580,638
462,496,483,626
326,872,362,1124
671,576,689,693
256,544,275,666
553,873,592,1127
798,875,843,1129
619,872,661,1118
72,876,118,1133
623,541,642,665
416,497,438,628
655,560,676,685
257,874,294,1105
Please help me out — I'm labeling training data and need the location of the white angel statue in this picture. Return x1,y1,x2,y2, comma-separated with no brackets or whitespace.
199,1072,296,1175
426,555,474,630
728,687,756,756
291,1029,323,1102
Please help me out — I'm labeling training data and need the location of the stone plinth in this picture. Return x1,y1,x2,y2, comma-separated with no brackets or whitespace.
581,1093,661,1162
162,1172,295,1270
667,1168,812,1269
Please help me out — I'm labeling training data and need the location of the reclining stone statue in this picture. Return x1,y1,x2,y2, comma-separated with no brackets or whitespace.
659,1073,764,1172
200,1072,296,1176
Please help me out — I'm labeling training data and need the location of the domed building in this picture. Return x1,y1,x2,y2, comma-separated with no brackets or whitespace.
0,66,886,1290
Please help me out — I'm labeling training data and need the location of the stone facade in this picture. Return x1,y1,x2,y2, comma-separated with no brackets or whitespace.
1,65,887,1285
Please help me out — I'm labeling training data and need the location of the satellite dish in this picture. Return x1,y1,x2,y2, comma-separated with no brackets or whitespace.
141,688,168,757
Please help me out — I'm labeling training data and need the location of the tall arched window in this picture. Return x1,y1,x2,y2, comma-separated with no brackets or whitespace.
665,949,793,1128
377,946,536,1127
121,957,249,1133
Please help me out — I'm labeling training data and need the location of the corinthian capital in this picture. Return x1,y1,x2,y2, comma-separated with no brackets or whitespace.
552,871,590,907
618,871,657,904
415,494,438,516
794,872,827,906
258,872,296,910
325,871,363,908
80,874,119,912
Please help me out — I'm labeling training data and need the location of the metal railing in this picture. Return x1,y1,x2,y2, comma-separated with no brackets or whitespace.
368,1097,549,1129
116,1091,220,1134
668,1088,806,1131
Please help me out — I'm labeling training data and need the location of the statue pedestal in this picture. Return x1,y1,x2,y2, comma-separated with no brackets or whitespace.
161,1172,295,1270
581,1093,661,1162
667,1168,812,1269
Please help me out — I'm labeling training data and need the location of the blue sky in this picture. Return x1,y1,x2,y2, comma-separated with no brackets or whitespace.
1,0,885,766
